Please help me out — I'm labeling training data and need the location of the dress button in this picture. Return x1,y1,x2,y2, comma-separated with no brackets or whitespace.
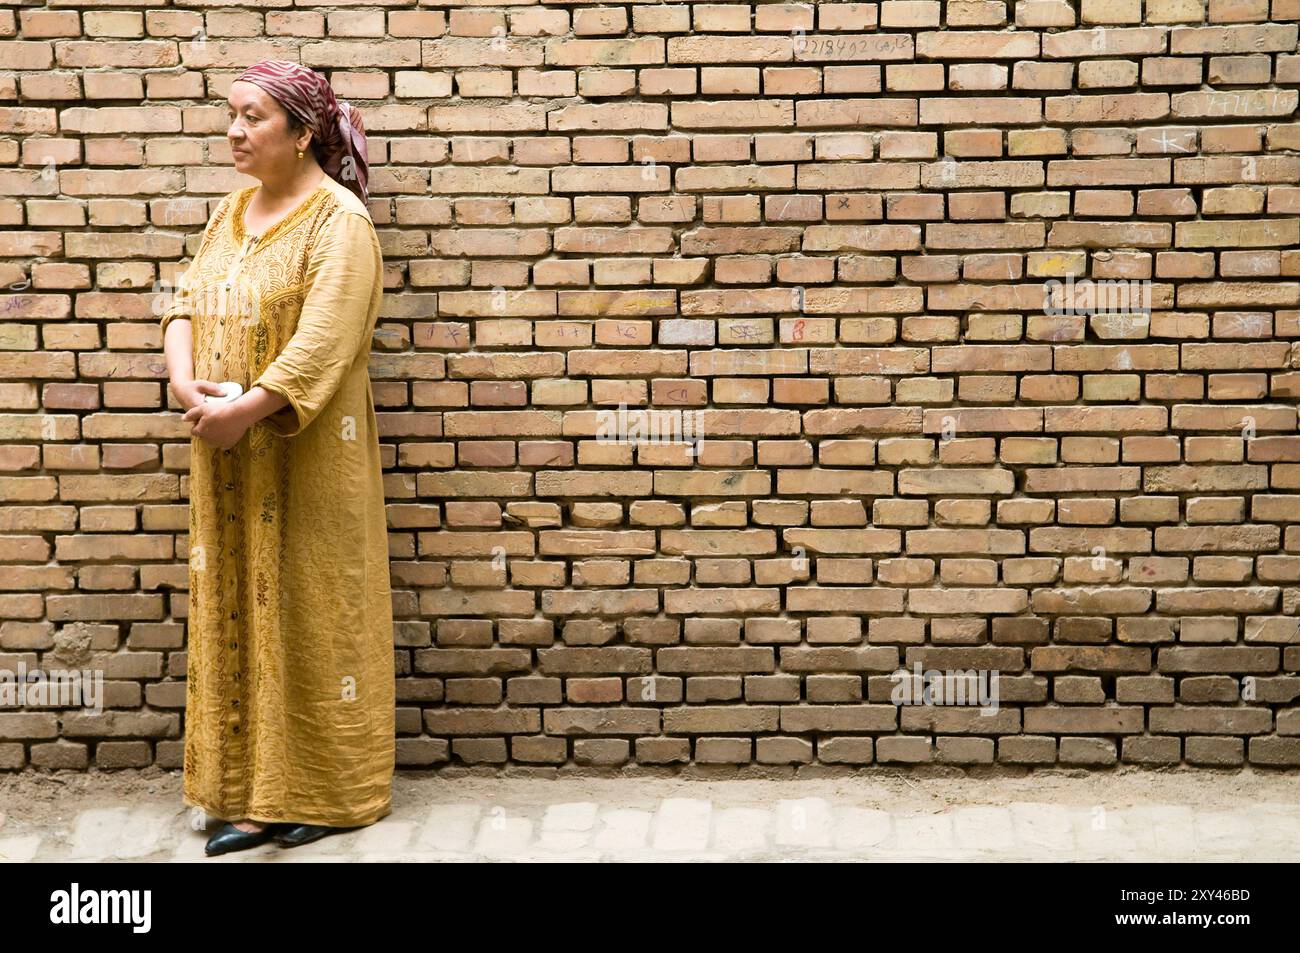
232,725,239,733
225,482,234,491
223,449,231,456
230,610,238,619
230,640,237,650
233,671,240,680
228,513,236,522
229,548,236,555
232,699,239,708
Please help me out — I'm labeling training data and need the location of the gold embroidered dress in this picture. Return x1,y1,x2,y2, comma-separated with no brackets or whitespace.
160,174,394,827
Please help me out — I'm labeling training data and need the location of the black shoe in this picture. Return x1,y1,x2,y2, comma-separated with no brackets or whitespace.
272,823,360,848
204,821,280,857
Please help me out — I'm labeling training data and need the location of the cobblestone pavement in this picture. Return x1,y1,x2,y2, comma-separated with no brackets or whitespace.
2,769,1297,862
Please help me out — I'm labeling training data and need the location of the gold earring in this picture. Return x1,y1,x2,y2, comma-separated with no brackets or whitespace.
297,150,304,159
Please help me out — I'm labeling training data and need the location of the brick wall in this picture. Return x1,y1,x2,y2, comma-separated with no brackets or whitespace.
3,0,1300,774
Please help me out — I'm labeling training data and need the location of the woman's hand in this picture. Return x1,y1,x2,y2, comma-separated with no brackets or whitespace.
183,396,253,450
171,379,228,412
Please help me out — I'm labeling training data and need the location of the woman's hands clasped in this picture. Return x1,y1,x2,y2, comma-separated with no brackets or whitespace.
176,379,253,451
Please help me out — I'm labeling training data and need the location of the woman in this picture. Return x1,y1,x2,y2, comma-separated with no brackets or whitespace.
158,60,395,857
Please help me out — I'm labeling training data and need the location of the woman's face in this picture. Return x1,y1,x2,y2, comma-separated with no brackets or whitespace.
227,81,309,179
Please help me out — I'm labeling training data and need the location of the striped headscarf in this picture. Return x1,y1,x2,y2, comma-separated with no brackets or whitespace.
233,59,369,206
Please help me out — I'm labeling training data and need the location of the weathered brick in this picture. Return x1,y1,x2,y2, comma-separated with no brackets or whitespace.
4,4,1297,776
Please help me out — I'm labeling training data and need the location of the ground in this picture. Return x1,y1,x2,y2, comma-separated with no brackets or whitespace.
1,766,1296,861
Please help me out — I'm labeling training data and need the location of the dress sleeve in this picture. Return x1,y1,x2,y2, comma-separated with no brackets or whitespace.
251,210,381,438
158,193,230,335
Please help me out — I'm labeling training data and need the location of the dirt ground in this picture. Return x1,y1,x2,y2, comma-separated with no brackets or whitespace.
3,763,1296,837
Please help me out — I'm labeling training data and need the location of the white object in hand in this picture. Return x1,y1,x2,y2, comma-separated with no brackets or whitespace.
203,381,244,404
